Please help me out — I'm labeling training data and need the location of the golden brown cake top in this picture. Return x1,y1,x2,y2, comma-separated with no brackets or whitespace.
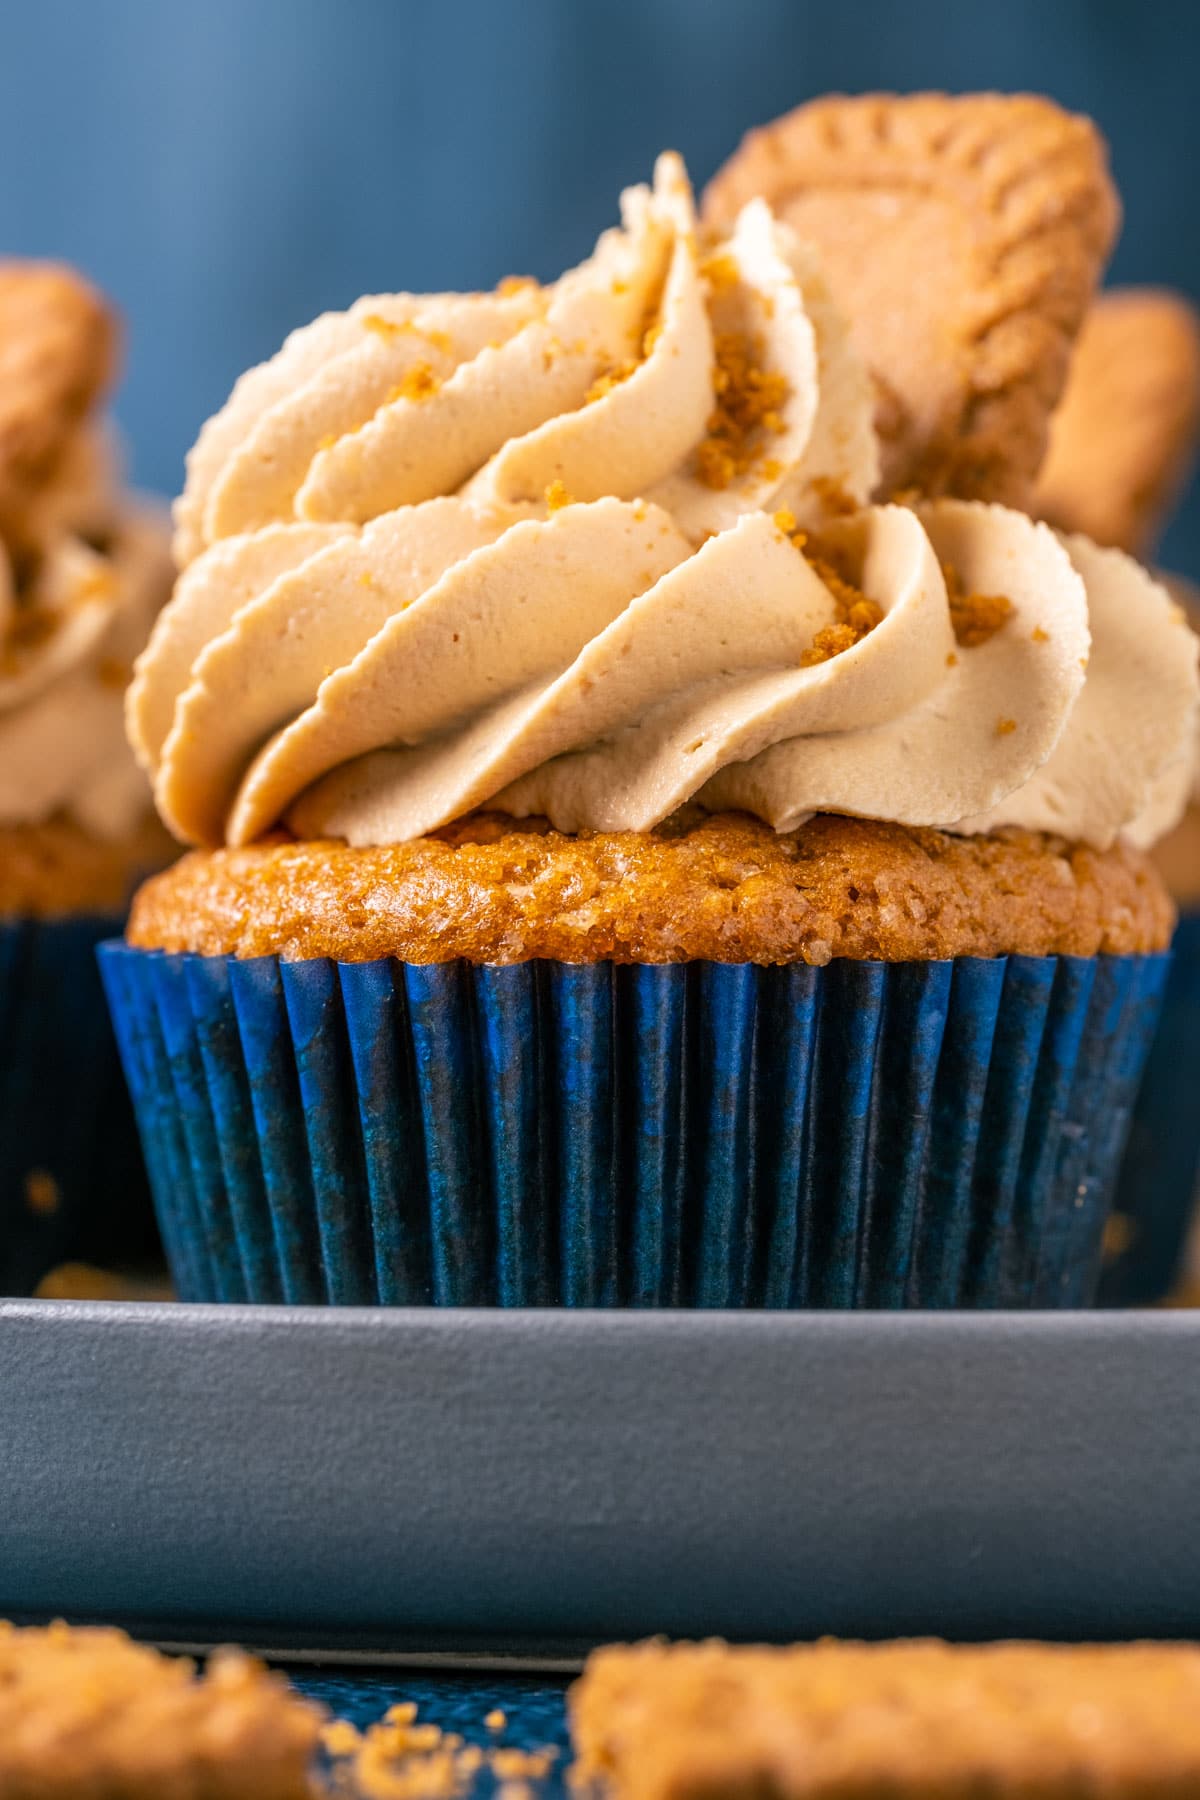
126,810,1173,965
0,810,174,921
1035,287,1200,557
703,92,1120,508
570,1637,1200,1800
0,1620,320,1799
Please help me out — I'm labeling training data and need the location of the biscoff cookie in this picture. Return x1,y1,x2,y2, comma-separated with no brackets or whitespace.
703,93,1119,506
0,262,117,546
126,810,1174,965
1035,288,1200,556
0,1620,320,1798
571,1638,1200,1799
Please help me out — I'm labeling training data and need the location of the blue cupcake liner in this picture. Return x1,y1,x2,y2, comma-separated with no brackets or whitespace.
0,917,156,1294
98,944,1168,1308
1099,910,1200,1304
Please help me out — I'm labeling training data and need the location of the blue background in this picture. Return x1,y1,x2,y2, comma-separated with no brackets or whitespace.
2,0,1197,565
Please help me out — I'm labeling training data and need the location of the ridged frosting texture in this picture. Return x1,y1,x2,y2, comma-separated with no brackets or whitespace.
0,428,171,839
133,155,1198,854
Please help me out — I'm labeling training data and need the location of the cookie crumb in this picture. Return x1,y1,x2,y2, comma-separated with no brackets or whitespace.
942,562,1014,647
798,534,884,666
24,1168,59,1215
544,480,574,511
809,474,858,516
386,363,440,405
321,1718,362,1754
695,331,789,489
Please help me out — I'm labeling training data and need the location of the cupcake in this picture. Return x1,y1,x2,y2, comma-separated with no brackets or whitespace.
0,262,173,1292
105,102,1198,1308
1031,288,1200,1302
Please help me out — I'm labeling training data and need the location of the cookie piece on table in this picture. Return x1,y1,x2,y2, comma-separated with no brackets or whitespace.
571,1638,1200,1799
703,94,1120,507
0,1621,320,1798
1035,288,1200,556
0,262,118,550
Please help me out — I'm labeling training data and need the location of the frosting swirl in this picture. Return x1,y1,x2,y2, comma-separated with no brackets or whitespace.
134,156,1198,855
1,429,171,840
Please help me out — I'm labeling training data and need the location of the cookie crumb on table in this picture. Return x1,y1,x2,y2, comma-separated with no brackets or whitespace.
320,1700,557,1799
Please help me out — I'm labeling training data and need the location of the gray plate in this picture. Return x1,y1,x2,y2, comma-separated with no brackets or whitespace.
2,1302,1198,1658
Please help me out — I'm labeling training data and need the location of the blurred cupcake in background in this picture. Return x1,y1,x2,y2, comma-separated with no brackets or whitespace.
104,98,1197,1310
0,261,173,1293
1032,287,1200,1303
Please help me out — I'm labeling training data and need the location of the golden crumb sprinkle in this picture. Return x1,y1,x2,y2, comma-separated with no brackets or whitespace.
96,654,131,690
809,474,858,516
1102,1210,1137,1259
321,1718,363,1754
1,602,61,671
24,1168,59,1215
585,303,664,406
497,274,538,297
1031,624,1050,642
544,479,574,511
695,330,790,490
946,651,959,667
386,362,441,405
942,561,1015,647
996,716,1018,736
320,1699,557,1800
78,566,117,600
699,250,740,293
585,361,636,404
362,312,408,339
797,533,885,667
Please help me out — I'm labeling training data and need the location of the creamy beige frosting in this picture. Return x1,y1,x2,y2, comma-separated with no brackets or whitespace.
135,155,1199,855
0,431,172,840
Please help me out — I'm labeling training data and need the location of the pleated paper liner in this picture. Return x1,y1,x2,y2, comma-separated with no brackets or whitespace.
99,945,1168,1308
0,918,157,1295
1099,910,1200,1304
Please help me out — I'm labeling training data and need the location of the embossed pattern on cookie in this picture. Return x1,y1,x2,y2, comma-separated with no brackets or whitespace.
1035,288,1200,556
0,262,117,544
703,93,1121,506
